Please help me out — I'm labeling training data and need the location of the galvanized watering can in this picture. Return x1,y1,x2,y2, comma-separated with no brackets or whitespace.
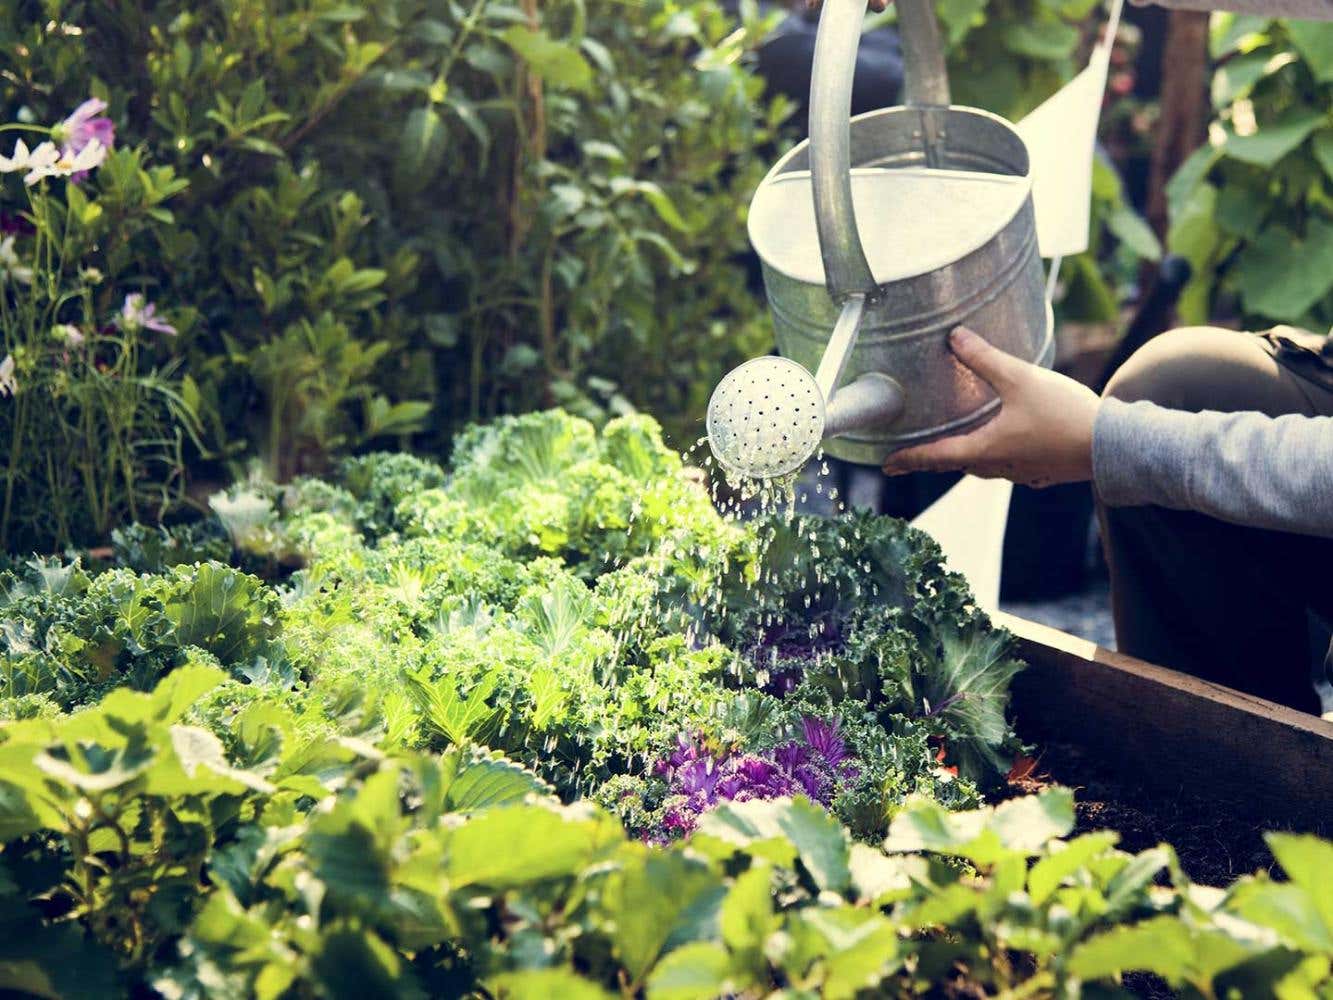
706,0,1053,477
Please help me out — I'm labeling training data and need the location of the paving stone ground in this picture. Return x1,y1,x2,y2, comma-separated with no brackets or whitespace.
1002,576,1117,650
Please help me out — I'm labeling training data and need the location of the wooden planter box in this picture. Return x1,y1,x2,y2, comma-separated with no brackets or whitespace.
998,612,1333,829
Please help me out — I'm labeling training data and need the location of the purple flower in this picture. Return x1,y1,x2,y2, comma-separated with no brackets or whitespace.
0,213,33,237
117,294,176,337
774,741,808,772
675,758,719,799
801,716,849,768
56,99,115,182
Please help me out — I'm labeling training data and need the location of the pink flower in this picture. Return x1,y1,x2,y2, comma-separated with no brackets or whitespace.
55,99,115,182
117,293,176,336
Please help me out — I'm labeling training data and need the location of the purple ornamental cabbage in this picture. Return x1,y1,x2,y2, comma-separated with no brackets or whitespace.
648,716,858,839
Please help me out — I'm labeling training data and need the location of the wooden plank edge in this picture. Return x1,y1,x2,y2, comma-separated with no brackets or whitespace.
994,610,1333,741
993,611,1333,829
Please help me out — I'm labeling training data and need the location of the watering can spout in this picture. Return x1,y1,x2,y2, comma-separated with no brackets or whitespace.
825,373,905,439
707,0,1053,479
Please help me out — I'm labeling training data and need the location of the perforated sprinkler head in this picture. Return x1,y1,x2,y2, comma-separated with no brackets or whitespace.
706,356,827,479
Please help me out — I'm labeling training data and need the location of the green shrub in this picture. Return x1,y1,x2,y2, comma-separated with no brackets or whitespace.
0,0,787,473
1167,14,1333,330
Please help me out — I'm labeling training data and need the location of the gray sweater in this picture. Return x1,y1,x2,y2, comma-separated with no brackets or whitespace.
1096,0,1332,534
1093,401,1333,537
1138,0,1332,16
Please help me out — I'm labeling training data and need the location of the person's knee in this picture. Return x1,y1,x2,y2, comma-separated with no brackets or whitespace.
1102,327,1263,411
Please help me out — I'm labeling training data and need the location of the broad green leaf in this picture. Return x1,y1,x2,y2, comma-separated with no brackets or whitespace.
902,882,981,929
783,907,901,1000
0,781,57,840
1222,109,1324,168
645,942,736,1000
924,627,1024,780
1166,145,1221,223
1167,182,1223,325
1215,183,1268,239
147,724,274,796
700,798,850,893
934,0,988,46
1071,914,1254,986
1104,847,1172,916
1004,19,1079,60
1288,22,1333,83
598,849,723,986
1028,831,1119,904
1266,833,1333,936
1068,916,1195,980
1313,130,1333,181
491,969,614,1000
310,925,421,1000
1106,204,1163,261
1234,219,1333,321
443,803,620,890
1210,14,1272,59
405,668,497,746
147,662,230,724
34,736,154,793
397,107,448,190
989,787,1075,853
438,745,552,812
501,27,593,92
1211,51,1294,108
720,863,776,954
1228,880,1333,954
160,564,278,664
883,795,991,856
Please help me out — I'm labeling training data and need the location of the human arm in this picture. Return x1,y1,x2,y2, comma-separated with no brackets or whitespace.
821,0,1333,16
1133,0,1333,17
881,327,1333,538
1092,400,1333,536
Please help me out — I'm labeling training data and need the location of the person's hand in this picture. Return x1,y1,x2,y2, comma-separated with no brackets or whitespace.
881,327,1101,488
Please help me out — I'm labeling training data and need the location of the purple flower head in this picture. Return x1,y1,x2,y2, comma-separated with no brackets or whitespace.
801,716,849,768
0,213,33,237
793,764,830,802
674,758,719,799
661,804,699,836
57,100,115,152
774,741,809,774
735,755,778,786
117,293,176,337
54,99,115,183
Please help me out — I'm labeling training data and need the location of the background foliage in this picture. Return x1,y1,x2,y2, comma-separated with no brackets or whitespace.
1167,13,1333,331
2,0,1161,508
0,0,787,481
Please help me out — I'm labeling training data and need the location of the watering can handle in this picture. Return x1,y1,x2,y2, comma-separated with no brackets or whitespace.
810,0,951,301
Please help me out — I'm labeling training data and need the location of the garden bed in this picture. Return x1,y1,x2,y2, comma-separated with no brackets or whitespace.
1,414,1330,997
1002,612,1333,835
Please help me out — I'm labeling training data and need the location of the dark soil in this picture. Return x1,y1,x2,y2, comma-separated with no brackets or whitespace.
1007,737,1317,886
1002,737,1332,1000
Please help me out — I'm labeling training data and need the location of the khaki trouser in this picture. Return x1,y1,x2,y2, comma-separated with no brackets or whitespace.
1097,326,1333,714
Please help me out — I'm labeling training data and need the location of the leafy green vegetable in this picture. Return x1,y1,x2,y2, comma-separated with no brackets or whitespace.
2,410,1330,997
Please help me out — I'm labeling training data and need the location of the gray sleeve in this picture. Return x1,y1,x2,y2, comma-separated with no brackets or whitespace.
1092,398,1333,537
1132,0,1333,17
